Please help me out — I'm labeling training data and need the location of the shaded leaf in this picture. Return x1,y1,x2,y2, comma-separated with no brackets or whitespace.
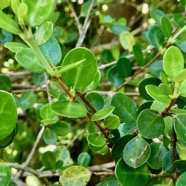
0,161,11,186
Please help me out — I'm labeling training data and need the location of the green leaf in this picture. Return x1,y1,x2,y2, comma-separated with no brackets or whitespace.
40,103,56,120
174,160,186,172
34,21,53,45
133,45,144,66
87,133,106,148
111,93,137,123
123,136,151,168
174,115,186,144
77,152,91,167
137,109,165,139
15,92,37,110
117,58,132,79
0,160,11,186
115,159,151,186
104,115,120,130
59,166,91,186
61,47,97,90
160,16,172,38
33,72,48,86
119,31,135,51
145,84,171,105
0,0,10,10
162,150,173,173
0,75,11,91
148,60,163,76
4,42,28,53
91,106,115,121
15,48,45,73
138,77,161,100
0,91,17,140
150,9,167,25
176,172,186,186
22,0,56,27
43,128,57,145
39,36,62,66
97,176,120,186
146,25,164,48
177,143,186,160
85,92,104,111
51,101,87,118
0,11,21,34
147,143,167,170
10,0,20,16
174,13,186,27
178,80,186,97
41,151,56,170
50,121,70,136
163,46,184,79
112,134,135,162
173,69,186,82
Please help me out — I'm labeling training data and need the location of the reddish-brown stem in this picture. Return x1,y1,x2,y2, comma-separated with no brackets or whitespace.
161,99,177,117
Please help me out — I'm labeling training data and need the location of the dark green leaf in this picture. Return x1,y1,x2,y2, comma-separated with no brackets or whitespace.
0,75,11,91
117,58,132,78
111,93,137,123
160,16,172,38
174,13,186,27
104,115,120,130
162,150,173,173
87,133,106,148
43,128,57,145
50,121,70,136
123,136,151,168
41,151,56,170
174,160,186,172
150,9,167,24
137,109,165,139
97,176,120,186
39,36,62,66
115,159,151,186
133,45,144,66
148,60,163,76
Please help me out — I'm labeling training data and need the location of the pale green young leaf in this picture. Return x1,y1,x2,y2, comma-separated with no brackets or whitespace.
104,115,120,130
0,11,21,34
11,0,20,15
163,46,184,79
173,69,186,82
0,0,10,10
178,80,186,97
91,106,115,121
4,42,28,53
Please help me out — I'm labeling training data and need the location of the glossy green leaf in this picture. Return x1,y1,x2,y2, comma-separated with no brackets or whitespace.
60,166,91,186
162,150,173,173
50,121,70,136
137,109,165,139
0,161,11,186
117,58,132,79
119,31,135,51
174,160,186,172
104,115,120,130
146,25,164,48
0,11,21,34
176,172,186,186
138,77,161,100
87,133,106,148
0,125,17,148
123,136,151,168
77,152,90,167
40,103,56,120
97,176,120,186
43,128,57,145
111,93,137,123
107,65,123,86
0,75,11,91
173,69,186,82
0,91,17,140
51,101,87,118
147,143,167,170
174,116,186,144
163,46,184,79
34,21,53,45
41,151,56,170
0,0,10,10
15,92,37,110
145,84,171,105
150,9,167,24
39,36,62,66
10,0,20,15
112,134,135,162
160,16,172,37
61,47,97,90
15,48,45,73
22,0,56,27
4,42,28,53
91,106,115,121
85,92,104,111
133,45,144,66
115,159,151,186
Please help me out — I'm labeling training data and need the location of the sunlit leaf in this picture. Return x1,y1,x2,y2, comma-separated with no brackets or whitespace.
0,161,11,186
